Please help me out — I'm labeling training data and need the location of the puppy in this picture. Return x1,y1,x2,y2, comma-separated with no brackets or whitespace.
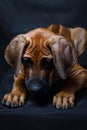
2,24,87,109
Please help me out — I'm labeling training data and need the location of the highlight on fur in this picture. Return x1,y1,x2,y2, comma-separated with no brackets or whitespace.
2,24,87,109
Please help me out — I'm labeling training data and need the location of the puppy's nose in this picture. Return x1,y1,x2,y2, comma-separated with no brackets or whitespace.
30,82,42,92
26,80,43,93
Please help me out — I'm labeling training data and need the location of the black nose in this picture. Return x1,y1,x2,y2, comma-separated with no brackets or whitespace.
25,80,44,93
30,82,42,92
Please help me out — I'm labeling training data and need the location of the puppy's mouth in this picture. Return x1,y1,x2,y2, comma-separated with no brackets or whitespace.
25,79,51,95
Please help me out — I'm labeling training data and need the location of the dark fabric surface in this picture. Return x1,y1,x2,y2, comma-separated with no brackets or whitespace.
0,0,87,130
0,69,87,130
0,0,87,80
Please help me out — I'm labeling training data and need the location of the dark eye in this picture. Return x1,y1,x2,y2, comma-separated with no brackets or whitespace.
41,58,53,69
22,57,33,67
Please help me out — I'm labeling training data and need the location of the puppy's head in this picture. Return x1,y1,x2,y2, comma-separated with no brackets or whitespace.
5,27,87,94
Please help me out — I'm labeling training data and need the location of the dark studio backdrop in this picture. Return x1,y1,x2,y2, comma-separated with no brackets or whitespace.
0,0,87,81
0,1,87,130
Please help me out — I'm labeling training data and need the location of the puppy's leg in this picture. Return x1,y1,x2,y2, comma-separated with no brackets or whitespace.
2,74,27,107
53,65,87,109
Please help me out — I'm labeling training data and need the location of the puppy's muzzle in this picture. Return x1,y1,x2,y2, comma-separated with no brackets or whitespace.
25,79,49,94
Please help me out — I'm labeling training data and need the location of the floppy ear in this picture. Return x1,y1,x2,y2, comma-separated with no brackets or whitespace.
50,36,76,79
71,27,87,56
5,34,28,76
48,24,87,57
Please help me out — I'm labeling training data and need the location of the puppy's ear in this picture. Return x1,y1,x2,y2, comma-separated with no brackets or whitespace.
71,27,87,56
48,24,87,56
50,36,76,79
5,34,28,76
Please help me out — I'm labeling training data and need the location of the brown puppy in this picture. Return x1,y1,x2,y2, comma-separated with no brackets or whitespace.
2,24,87,109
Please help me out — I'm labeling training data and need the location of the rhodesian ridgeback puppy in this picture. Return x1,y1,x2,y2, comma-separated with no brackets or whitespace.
2,24,87,109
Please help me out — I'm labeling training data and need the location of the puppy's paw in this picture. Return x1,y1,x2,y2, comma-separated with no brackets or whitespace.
53,91,75,109
2,92,26,107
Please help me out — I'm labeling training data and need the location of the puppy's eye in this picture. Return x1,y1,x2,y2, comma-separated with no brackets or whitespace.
22,57,33,67
41,58,53,69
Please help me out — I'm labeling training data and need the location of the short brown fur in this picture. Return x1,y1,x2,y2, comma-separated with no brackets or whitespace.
2,24,87,109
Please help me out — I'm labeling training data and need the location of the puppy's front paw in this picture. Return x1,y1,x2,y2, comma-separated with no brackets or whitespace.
53,91,75,109
2,92,26,107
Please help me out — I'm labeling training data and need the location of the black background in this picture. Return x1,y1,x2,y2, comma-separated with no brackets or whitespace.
0,1,87,130
0,0,87,81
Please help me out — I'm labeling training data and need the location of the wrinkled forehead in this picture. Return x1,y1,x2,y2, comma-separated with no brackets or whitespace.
25,28,55,43
24,28,55,57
